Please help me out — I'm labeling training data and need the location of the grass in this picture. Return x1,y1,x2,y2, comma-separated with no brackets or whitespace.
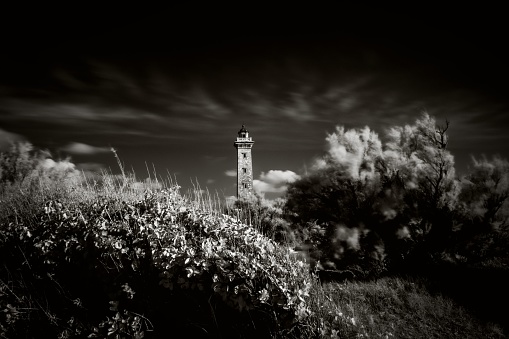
1,167,508,338
306,276,505,338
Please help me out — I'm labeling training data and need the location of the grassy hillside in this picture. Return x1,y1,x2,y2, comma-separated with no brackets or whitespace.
0,169,507,338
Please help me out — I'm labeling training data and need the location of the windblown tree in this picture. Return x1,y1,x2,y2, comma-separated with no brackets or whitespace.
384,114,457,209
285,113,460,275
286,125,387,275
0,142,49,186
0,141,80,192
383,113,459,251
454,156,509,264
459,156,509,227
286,125,384,227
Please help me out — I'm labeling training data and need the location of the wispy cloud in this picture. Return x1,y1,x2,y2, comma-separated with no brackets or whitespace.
88,60,147,98
61,142,111,155
0,99,164,124
224,169,236,177
1,53,508,180
253,170,300,194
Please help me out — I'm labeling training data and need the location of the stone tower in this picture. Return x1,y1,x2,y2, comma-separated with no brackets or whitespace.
234,125,254,199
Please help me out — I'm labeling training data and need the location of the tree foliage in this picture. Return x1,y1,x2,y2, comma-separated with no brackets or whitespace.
459,155,509,227
230,194,294,244
0,142,49,185
0,141,80,193
284,113,487,276
453,156,509,265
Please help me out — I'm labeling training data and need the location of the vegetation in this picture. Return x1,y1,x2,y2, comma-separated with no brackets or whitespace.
1,112,509,338
284,113,509,276
0,149,311,338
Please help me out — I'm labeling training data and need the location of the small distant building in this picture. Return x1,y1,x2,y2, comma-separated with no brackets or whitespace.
233,125,254,199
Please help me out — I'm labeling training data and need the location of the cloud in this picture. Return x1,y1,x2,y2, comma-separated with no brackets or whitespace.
61,142,111,155
253,170,300,194
0,99,167,138
224,169,236,177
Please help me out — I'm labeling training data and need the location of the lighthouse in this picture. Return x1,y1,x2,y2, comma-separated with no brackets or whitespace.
233,125,254,199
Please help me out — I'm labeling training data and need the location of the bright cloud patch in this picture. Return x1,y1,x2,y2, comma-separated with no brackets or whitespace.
61,142,111,155
224,169,236,177
253,170,300,194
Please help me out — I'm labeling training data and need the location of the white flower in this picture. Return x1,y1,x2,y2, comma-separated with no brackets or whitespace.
259,289,269,302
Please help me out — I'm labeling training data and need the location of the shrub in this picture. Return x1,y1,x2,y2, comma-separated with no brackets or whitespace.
1,184,312,338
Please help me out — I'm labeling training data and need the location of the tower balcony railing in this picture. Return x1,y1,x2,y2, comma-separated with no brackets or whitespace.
236,137,253,142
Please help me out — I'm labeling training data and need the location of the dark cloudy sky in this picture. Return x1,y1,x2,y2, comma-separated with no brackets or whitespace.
0,6,508,198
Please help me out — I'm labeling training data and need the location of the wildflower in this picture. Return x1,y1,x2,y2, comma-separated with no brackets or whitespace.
259,289,269,302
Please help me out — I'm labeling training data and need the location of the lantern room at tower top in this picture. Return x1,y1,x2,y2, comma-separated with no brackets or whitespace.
234,125,254,199
236,125,252,142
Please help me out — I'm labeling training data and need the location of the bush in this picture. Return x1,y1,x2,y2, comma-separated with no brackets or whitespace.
1,185,312,338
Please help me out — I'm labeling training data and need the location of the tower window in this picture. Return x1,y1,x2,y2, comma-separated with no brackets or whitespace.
243,183,248,188
243,168,247,173
243,153,247,158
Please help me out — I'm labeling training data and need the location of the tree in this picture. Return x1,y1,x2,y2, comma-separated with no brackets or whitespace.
383,113,458,246
285,112,460,274
459,155,509,228
384,113,457,212
285,126,388,276
287,125,384,225
316,125,384,181
0,142,49,186
0,141,81,194
453,156,509,264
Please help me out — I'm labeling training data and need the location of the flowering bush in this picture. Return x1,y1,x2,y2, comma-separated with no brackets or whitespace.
1,186,312,337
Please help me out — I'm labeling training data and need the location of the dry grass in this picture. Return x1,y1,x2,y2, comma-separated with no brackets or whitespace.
303,276,506,338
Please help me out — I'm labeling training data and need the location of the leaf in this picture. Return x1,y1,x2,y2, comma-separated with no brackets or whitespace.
212,282,222,293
